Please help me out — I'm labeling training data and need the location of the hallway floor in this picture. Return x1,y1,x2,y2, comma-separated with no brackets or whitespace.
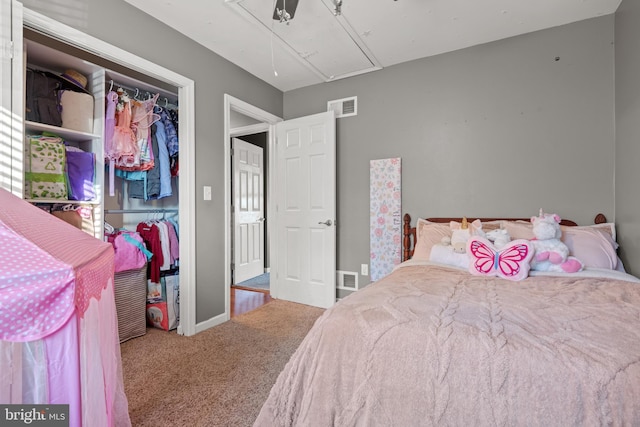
230,287,272,317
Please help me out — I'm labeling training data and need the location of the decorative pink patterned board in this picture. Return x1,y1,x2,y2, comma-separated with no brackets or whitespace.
370,158,402,281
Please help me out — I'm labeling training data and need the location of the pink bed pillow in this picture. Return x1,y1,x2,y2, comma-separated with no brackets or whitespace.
561,226,619,270
412,218,502,261
412,219,450,261
503,220,620,270
502,221,535,240
477,220,503,232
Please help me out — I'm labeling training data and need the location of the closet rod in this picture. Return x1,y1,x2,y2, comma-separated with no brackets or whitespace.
107,79,178,105
104,209,179,214
108,81,156,99
107,79,151,93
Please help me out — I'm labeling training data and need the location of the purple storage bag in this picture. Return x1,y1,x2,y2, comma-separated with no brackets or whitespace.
66,148,96,201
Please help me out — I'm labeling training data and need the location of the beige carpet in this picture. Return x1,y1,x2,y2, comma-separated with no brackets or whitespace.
120,299,325,427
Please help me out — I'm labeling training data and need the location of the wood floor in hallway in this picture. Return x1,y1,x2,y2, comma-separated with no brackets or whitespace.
231,287,272,318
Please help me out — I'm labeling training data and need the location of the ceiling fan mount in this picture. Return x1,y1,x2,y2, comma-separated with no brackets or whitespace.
272,0,299,23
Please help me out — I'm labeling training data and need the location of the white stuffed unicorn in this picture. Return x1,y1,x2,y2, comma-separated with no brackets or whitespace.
530,209,583,273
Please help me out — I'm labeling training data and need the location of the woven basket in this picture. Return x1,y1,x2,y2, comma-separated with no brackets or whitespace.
114,267,147,343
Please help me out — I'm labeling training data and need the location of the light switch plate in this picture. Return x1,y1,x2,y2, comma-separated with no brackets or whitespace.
203,186,212,200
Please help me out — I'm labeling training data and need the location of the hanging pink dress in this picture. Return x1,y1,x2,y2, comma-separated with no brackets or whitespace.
112,99,139,168
119,94,160,172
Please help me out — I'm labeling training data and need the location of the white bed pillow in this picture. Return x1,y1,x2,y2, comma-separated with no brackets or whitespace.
429,244,469,269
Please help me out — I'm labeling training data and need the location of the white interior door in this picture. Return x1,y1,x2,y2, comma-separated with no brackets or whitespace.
273,111,336,308
233,138,265,284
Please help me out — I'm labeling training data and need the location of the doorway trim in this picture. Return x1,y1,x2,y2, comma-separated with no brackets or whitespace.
22,6,198,336
224,95,281,319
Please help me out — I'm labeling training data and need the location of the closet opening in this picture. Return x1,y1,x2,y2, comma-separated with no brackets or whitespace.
24,28,181,338
19,7,196,337
103,70,181,337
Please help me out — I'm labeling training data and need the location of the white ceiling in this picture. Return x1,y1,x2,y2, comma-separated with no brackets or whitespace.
124,0,622,92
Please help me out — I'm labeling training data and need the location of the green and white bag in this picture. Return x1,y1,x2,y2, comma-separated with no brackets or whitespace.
25,135,68,199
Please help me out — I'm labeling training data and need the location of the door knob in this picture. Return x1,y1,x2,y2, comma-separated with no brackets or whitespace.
257,217,265,222
318,220,333,226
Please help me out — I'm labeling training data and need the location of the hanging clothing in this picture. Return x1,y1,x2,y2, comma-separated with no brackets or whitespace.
154,106,178,181
168,218,179,239
155,221,171,271
153,119,173,199
128,126,160,200
136,221,164,283
171,156,179,178
106,90,179,236
167,108,178,132
124,94,159,172
159,109,178,157
165,220,179,265
112,99,139,168
104,91,119,196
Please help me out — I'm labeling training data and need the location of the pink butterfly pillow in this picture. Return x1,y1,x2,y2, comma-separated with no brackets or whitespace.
467,236,534,282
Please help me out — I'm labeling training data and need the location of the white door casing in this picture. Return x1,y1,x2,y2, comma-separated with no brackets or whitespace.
0,2,24,392
0,0,23,196
224,95,280,324
233,138,265,283
274,111,336,309
0,0,9,193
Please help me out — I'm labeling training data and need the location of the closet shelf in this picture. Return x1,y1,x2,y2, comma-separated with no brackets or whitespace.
28,198,100,205
26,121,101,141
105,209,179,214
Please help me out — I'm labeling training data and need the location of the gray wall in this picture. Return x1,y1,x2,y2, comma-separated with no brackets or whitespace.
615,0,640,277
20,0,283,322
284,16,616,286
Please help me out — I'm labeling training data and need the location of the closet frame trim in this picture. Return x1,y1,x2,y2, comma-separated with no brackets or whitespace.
21,3,197,337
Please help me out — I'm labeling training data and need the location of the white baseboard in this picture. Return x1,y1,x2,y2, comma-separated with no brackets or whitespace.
195,312,229,334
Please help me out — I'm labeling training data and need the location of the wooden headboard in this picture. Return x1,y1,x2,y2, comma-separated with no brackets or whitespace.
402,213,608,262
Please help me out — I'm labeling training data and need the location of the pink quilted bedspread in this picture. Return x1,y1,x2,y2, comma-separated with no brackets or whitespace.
255,262,640,426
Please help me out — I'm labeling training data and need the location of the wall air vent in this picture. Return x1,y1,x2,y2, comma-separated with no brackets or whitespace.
328,96,357,118
337,270,359,291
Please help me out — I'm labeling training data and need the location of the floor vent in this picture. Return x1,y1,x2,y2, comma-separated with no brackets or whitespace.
337,270,359,291
328,96,357,118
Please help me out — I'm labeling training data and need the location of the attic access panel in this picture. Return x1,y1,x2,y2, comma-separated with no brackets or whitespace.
230,0,380,81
